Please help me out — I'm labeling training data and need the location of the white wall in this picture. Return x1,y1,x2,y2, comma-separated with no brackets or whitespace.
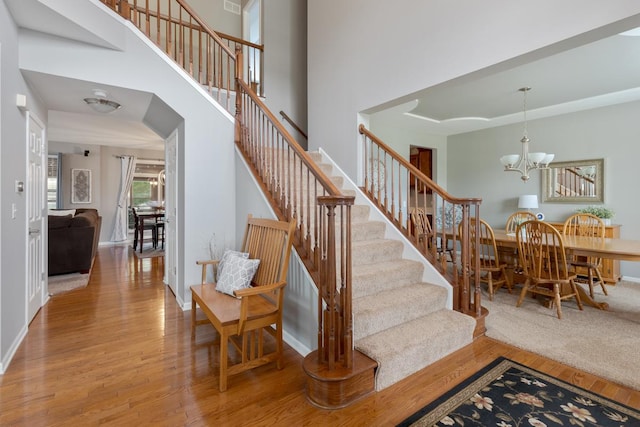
262,0,308,148
0,0,48,371
448,100,640,278
369,122,448,188
190,0,242,38
307,1,640,182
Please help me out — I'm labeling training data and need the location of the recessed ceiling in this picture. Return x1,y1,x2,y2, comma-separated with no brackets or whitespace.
371,30,640,136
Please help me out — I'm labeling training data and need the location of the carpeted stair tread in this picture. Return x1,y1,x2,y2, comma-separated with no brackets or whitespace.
353,282,448,339
351,220,386,242
356,309,476,391
306,150,475,393
351,238,404,264
352,259,424,298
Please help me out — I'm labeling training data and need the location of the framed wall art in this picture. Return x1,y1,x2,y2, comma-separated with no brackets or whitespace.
71,168,92,204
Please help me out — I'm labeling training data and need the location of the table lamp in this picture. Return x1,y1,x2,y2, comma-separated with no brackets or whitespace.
518,194,538,211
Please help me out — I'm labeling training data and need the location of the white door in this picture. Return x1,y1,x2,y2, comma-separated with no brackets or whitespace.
27,112,46,322
165,130,178,295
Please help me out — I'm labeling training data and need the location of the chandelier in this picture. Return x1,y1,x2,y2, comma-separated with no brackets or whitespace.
500,87,554,182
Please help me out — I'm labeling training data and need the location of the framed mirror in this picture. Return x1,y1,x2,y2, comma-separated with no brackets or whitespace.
542,158,604,203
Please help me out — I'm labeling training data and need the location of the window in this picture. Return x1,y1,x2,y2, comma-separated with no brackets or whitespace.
128,159,165,229
47,154,60,209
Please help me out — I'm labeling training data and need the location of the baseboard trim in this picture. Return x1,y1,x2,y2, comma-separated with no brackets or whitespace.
284,330,312,357
0,323,28,374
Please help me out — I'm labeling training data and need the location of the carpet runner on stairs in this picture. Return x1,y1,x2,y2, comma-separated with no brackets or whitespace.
308,151,476,391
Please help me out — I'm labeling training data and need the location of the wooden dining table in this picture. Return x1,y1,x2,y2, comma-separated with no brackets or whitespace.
492,229,640,310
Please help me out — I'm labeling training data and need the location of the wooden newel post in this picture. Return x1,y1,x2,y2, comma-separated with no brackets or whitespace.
317,195,355,369
234,46,243,145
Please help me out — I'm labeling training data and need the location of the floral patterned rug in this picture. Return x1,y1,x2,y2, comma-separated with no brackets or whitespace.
398,357,640,427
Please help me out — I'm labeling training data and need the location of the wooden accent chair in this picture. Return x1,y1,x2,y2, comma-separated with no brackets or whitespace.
459,218,512,300
190,215,296,391
516,220,583,319
562,213,607,298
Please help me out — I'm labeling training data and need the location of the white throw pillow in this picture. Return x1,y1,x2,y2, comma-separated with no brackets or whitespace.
217,249,249,279
49,209,76,216
216,255,260,298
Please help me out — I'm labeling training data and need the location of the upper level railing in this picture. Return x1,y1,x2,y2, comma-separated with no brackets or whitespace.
358,125,483,317
100,0,264,111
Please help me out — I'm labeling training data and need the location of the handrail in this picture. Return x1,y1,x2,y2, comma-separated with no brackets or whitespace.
358,124,483,317
280,110,308,141
235,76,355,369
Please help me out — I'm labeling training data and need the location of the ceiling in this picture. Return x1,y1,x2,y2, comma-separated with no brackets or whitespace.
23,71,166,150
11,0,640,148
370,30,640,136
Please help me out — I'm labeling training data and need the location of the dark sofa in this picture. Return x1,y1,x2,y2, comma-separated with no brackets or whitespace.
48,208,102,276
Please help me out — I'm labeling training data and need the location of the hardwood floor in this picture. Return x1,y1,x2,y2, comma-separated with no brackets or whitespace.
1,245,638,426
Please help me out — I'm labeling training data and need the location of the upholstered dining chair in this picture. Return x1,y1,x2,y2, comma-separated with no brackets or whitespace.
516,220,583,319
131,207,157,252
459,218,512,300
562,213,607,298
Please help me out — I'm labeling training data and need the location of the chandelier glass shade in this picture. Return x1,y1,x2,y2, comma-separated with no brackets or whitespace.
500,87,554,182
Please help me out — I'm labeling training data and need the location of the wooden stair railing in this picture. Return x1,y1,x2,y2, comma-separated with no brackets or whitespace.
358,125,485,331
279,110,308,141
100,0,265,109
236,77,373,408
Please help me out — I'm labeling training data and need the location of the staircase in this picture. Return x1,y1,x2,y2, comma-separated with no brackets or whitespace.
308,152,476,391
98,0,482,407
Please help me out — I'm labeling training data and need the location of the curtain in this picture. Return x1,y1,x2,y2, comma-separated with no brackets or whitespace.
110,155,137,242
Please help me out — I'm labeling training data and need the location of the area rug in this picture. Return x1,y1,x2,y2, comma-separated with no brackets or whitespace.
483,280,640,391
398,357,640,427
131,245,164,259
48,273,90,295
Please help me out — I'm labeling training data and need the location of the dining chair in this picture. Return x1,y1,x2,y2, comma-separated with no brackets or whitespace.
505,211,537,234
501,211,538,282
516,220,583,319
459,218,512,300
410,207,451,267
409,207,432,251
562,213,607,298
131,207,157,252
